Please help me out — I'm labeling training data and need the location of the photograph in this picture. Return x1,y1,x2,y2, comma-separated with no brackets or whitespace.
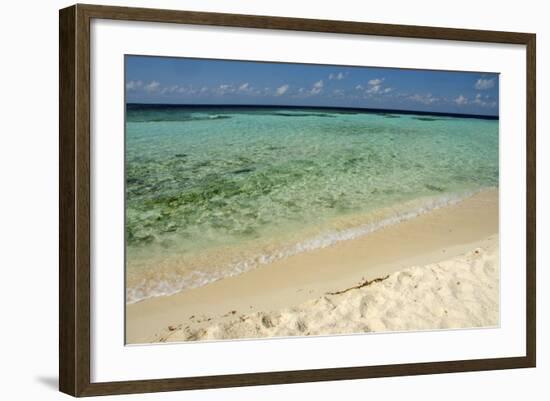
124,55,500,345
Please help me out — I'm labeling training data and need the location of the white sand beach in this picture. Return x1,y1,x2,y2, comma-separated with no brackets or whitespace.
161,236,498,341
126,189,499,344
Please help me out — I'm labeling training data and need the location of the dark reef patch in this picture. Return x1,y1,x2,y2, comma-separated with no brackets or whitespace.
412,117,444,122
425,184,445,192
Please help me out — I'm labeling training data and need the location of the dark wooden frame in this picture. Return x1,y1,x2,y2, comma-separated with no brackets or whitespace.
59,3,536,397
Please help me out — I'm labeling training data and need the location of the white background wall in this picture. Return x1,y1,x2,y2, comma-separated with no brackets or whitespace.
0,0,546,399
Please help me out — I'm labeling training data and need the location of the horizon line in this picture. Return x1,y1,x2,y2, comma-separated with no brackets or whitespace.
126,102,499,120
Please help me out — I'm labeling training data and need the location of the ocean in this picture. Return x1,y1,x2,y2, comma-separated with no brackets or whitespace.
125,104,499,303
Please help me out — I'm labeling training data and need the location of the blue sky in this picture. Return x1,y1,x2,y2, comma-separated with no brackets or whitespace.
126,55,499,116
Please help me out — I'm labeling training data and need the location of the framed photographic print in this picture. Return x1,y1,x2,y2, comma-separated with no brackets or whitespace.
59,4,536,397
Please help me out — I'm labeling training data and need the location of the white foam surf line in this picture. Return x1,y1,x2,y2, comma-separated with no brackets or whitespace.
126,188,489,304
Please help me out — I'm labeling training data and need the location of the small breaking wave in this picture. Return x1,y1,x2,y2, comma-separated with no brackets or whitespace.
126,189,486,304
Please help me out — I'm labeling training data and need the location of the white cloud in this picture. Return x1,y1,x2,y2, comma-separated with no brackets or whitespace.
362,78,392,96
126,80,142,90
215,84,236,95
236,82,260,95
368,78,384,86
157,85,199,95
310,80,324,95
144,80,161,93
275,84,289,96
161,85,180,94
367,85,381,94
410,93,439,105
474,78,495,90
290,80,324,97
367,85,393,95
454,95,468,105
472,93,497,108
329,72,345,80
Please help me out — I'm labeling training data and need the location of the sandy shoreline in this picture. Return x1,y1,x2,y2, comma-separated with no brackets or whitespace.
126,189,498,344
159,236,499,342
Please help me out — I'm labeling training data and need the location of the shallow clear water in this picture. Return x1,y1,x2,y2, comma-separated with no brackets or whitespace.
125,105,499,303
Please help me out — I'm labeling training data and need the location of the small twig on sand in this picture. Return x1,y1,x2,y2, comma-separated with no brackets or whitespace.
327,275,390,296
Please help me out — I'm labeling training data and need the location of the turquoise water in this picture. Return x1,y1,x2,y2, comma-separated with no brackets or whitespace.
125,105,499,303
